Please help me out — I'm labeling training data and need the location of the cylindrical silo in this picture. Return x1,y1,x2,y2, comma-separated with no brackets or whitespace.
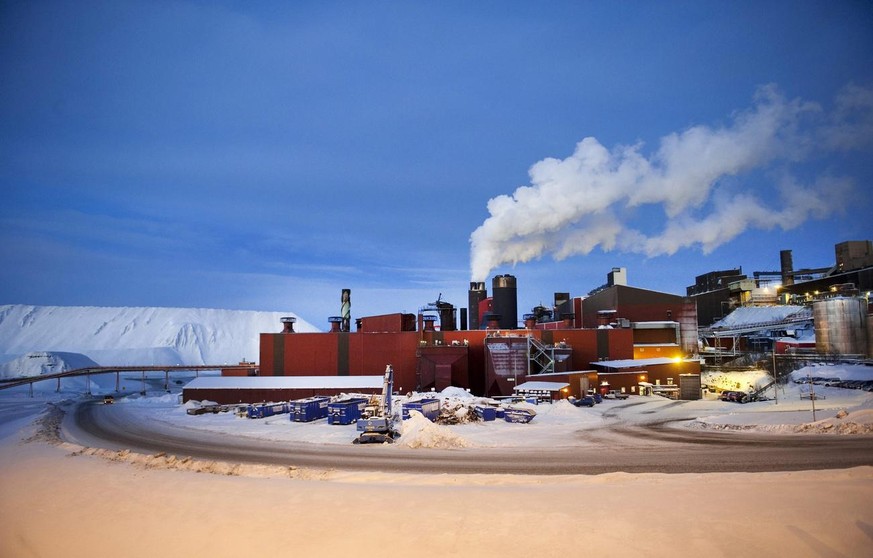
813,297,869,357
492,274,518,329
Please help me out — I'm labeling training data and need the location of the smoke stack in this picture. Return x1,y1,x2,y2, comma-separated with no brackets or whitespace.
492,274,518,329
340,289,351,332
328,316,343,333
280,316,296,333
422,315,437,332
468,281,487,330
780,250,794,287
485,313,502,330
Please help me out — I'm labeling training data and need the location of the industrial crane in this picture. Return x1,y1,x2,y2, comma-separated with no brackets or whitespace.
354,364,398,444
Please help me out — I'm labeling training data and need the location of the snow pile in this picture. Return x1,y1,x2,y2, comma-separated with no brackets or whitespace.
0,351,100,379
397,410,472,449
543,398,583,417
789,363,873,382
0,304,318,367
119,393,183,406
440,386,475,399
794,408,873,434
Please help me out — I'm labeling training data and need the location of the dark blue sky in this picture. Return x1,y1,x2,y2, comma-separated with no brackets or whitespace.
2,1,872,327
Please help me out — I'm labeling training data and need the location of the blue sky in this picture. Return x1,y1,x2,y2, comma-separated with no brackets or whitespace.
2,1,872,328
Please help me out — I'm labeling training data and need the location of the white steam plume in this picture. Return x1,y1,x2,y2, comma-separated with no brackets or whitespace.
470,83,871,282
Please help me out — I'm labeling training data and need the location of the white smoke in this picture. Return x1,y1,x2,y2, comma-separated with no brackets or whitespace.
470,84,871,282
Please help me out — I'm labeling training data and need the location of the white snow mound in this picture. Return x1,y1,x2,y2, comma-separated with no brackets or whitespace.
0,351,99,379
397,410,472,449
0,304,318,366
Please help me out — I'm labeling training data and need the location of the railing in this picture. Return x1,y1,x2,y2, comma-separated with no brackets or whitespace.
0,363,256,396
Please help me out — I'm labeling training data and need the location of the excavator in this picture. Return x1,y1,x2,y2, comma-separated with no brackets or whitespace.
354,364,398,444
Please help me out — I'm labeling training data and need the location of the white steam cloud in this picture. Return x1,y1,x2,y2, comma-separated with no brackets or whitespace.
470,83,872,282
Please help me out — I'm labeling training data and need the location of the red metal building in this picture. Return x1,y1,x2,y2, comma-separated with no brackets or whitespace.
259,315,635,397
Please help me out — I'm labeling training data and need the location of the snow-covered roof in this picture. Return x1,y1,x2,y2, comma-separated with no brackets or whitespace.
184,375,384,390
513,381,569,392
591,357,680,369
709,305,810,329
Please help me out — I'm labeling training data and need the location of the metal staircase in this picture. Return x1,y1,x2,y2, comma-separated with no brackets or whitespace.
527,336,555,375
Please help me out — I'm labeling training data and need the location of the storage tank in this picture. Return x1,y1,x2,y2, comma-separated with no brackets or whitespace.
868,308,873,358
813,297,869,357
491,274,518,329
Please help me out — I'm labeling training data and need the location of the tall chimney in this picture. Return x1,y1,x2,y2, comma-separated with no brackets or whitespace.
492,274,518,329
780,250,794,287
468,281,487,330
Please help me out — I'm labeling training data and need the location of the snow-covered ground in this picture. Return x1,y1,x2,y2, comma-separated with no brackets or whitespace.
2,363,873,557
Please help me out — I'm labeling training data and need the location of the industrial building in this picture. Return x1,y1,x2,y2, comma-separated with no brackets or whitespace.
690,241,873,327
691,240,872,361
199,240,872,407
253,271,701,402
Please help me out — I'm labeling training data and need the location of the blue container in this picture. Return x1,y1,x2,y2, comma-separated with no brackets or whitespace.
290,396,330,422
327,397,368,425
503,406,536,423
495,408,505,419
402,398,441,421
474,405,497,421
246,402,289,419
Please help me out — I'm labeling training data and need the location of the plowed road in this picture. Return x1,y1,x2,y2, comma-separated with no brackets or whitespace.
61,401,873,474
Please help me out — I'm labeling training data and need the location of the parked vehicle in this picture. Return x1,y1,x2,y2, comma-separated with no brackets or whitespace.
720,390,750,404
571,396,595,408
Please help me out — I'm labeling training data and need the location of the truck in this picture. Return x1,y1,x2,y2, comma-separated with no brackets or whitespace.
354,365,398,444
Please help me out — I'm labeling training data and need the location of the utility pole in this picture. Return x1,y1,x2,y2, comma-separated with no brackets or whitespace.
772,350,778,406
808,372,817,422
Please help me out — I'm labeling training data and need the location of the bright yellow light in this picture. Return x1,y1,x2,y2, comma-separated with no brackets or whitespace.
673,357,682,363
